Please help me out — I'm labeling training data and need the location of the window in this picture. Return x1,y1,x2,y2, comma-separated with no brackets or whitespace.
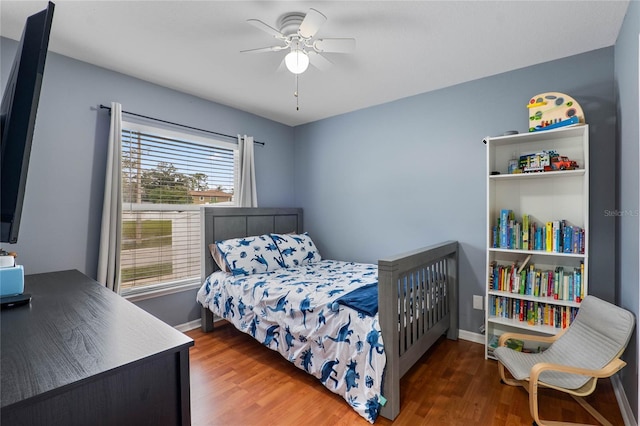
119,121,238,297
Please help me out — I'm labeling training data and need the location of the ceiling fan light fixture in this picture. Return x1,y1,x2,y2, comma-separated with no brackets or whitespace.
285,49,309,74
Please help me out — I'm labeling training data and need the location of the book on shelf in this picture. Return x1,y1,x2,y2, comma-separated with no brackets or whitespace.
489,294,578,329
489,260,583,302
534,226,543,250
491,209,585,254
500,209,510,248
487,334,545,355
522,215,530,250
506,338,524,351
487,334,499,355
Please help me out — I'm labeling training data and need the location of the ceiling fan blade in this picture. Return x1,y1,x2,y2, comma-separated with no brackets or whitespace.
314,38,356,54
276,57,287,72
247,19,285,39
240,45,287,54
298,8,326,39
307,51,332,71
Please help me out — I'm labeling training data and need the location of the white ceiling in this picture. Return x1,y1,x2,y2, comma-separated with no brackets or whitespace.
0,1,630,127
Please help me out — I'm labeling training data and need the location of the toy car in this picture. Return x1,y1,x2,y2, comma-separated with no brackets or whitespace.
551,156,578,170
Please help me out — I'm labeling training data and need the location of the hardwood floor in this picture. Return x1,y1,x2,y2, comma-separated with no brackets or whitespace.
186,323,625,426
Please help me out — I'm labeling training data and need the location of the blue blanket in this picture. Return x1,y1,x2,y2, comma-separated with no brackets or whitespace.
335,283,378,316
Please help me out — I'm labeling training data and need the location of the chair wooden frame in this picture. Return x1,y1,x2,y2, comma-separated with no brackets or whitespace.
496,331,627,426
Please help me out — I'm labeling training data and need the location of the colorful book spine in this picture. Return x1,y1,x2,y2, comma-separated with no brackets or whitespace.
500,209,510,248
489,261,588,303
489,295,578,329
535,226,543,250
580,262,585,299
492,210,585,254
522,214,529,250
564,226,573,253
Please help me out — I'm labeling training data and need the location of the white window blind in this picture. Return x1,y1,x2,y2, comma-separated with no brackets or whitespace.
119,122,238,295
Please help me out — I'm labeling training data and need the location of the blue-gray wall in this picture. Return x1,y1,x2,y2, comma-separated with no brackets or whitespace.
615,0,639,421
0,36,296,325
294,48,617,339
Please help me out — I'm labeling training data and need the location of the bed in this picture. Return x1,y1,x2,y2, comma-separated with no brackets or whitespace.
196,207,458,422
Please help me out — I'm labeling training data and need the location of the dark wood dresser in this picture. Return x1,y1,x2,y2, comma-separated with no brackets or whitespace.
1,269,194,426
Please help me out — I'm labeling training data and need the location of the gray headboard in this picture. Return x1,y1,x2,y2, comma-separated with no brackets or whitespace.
200,207,303,280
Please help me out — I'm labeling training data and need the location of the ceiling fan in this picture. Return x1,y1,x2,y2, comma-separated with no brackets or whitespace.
242,8,356,74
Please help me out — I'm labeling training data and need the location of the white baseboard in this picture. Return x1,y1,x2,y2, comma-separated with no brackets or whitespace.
174,319,201,332
611,374,637,426
458,329,485,345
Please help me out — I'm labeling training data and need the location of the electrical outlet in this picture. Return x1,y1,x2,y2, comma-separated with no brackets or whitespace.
473,295,483,310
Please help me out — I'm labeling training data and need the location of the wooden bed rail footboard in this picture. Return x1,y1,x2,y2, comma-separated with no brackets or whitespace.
378,240,459,420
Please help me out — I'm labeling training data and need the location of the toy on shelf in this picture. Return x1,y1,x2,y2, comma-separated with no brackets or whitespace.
551,155,578,171
527,92,584,132
518,150,579,173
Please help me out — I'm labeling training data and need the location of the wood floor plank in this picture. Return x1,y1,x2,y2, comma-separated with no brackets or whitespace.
187,323,625,425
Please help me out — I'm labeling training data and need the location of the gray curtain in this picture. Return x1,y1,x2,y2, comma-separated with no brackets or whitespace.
97,102,122,292
237,134,257,207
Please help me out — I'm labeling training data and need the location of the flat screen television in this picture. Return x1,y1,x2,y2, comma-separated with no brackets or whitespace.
0,2,55,244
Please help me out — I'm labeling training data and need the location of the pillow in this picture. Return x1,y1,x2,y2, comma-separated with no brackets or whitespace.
215,235,285,276
208,243,229,273
270,232,321,268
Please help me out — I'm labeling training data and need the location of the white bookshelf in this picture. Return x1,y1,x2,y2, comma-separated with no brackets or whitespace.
484,125,589,359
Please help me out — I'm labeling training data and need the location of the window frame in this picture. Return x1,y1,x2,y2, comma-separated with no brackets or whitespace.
119,120,239,300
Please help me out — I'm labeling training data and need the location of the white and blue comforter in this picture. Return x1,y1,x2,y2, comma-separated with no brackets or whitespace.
196,260,386,423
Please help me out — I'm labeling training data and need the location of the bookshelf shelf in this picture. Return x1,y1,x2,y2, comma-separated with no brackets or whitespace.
487,316,564,335
487,125,586,146
487,290,581,308
489,169,585,181
484,125,589,359
488,247,585,259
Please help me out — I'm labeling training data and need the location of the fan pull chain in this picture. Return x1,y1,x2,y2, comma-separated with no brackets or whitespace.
295,74,300,111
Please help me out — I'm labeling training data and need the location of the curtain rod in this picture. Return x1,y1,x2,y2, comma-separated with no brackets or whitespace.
98,104,265,146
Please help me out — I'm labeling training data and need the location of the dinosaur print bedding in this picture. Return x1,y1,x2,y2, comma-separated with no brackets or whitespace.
196,259,386,423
